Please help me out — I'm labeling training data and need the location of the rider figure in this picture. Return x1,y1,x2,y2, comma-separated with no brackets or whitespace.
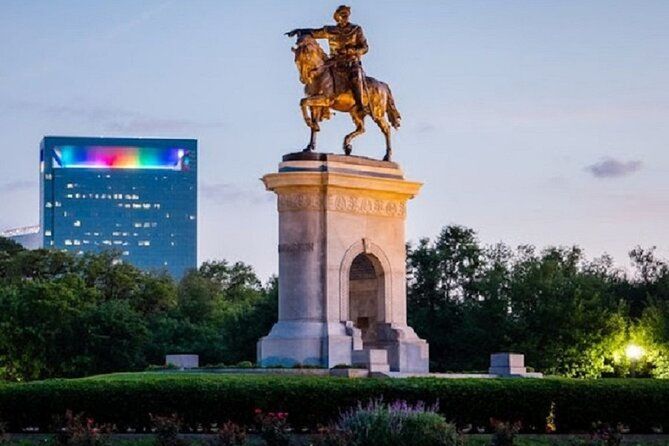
287,5,369,113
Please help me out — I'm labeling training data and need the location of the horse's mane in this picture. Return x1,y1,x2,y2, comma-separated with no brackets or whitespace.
296,35,327,62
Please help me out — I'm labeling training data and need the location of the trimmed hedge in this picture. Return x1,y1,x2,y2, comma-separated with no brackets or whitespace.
0,373,668,433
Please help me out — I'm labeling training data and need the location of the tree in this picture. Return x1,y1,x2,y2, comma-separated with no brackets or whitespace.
0,236,24,256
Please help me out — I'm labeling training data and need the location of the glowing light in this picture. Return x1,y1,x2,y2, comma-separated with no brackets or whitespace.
625,344,644,361
53,145,187,170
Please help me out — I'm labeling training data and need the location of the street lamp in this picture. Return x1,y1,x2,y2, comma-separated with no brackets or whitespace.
625,344,644,361
625,344,645,377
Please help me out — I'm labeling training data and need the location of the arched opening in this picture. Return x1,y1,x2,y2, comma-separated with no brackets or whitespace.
349,253,385,347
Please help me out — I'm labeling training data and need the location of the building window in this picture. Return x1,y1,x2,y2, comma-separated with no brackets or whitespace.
45,230,52,236
64,239,72,246
73,220,81,227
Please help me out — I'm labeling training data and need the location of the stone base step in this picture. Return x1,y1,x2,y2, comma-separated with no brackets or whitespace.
352,348,390,373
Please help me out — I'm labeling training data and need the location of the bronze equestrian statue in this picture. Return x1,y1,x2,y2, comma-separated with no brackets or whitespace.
286,5,401,161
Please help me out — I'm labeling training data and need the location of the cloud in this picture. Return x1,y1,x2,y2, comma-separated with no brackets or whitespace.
200,182,272,205
4,100,225,133
0,180,34,193
585,158,643,179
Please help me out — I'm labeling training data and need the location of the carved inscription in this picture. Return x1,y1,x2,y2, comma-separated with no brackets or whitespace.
277,192,405,217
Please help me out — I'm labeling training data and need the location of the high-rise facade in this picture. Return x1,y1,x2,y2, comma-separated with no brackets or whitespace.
40,136,197,278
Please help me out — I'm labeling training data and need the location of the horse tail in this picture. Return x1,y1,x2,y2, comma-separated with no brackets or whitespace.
385,85,401,129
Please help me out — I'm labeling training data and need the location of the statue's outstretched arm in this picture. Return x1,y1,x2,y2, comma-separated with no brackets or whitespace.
285,27,327,38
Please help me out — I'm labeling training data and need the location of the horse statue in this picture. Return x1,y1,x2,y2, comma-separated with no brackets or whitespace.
291,34,401,161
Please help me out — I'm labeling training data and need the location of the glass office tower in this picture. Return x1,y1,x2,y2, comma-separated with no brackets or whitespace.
40,136,197,278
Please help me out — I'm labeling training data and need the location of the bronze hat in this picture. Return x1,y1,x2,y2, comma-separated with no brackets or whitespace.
334,5,351,19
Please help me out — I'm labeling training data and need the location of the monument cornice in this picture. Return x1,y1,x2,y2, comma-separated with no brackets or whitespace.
262,171,423,200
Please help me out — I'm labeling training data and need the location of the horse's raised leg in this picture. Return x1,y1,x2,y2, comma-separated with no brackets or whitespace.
343,109,365,155
373,116,393,161
300,98,315,129
304,108,321,152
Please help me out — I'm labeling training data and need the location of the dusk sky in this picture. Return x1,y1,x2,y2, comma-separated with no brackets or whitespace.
1,0,668,280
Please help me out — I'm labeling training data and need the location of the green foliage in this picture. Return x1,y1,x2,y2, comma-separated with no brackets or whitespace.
1,374,669,434
407,225,669,377
0,247,276,381
490,420,521,446
0,237,23,256
2,224,669,381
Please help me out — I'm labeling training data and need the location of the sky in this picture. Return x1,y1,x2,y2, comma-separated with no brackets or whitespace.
1,0,668,280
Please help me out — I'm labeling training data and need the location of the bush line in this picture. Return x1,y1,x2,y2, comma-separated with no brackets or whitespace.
1,374,668,433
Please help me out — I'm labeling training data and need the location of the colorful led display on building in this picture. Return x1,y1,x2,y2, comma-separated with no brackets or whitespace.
53,146,188,170
40,136,197,278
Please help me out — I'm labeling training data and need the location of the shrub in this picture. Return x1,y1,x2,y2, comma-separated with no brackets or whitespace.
1,374,669,434
0,421,8,446
590,422,623,446
331,400,459,446
211,421,246,446
54,410,111,446
234,362,254,369
254,409,290,446
150,414,185,446
489,419,521,446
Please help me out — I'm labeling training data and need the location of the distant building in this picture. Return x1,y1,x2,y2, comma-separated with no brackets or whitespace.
39,136,197,278
0,225,41,250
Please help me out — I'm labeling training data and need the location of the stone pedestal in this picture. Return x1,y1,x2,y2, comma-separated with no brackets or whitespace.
257,152,429,373
165,354,199,369
489,353,527,375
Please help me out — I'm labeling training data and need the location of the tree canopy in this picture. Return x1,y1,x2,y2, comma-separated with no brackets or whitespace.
1,228,668,381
